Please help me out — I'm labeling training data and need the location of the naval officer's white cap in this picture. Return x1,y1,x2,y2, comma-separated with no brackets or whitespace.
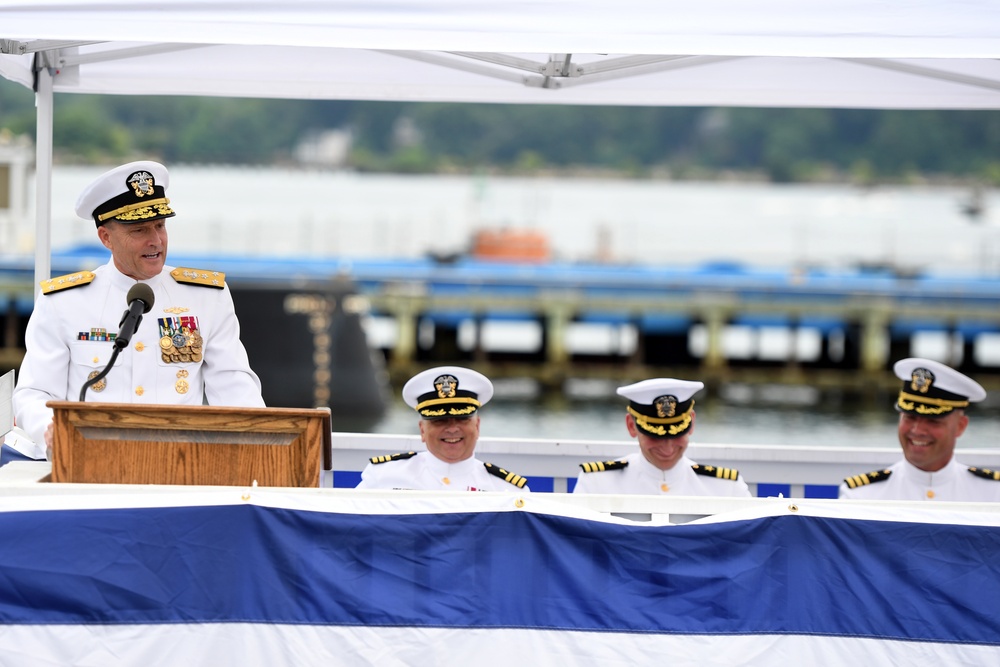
894,358,985,416
617,378,704,438
402,366,494,420
75,160,176,227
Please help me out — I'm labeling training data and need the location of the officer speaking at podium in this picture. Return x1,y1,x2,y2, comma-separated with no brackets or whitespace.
12,160,264,458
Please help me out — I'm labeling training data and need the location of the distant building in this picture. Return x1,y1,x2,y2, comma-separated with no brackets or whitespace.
294,129,353,167
0,130,34,253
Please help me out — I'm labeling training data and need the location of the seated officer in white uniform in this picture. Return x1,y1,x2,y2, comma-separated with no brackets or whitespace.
573,378,751,497
840,358,1000,502
356,366,529,492
12,160,264,458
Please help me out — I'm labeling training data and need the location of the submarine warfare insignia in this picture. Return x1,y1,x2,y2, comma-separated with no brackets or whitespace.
158,316,203,363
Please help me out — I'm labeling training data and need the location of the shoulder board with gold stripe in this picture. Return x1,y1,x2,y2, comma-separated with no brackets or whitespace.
484,462,528,488
579,459,629,474
691,463,741,481
843,468,892,489
170,267,225,289
40,271,96,295
369,451,418,465
968,467,1000,482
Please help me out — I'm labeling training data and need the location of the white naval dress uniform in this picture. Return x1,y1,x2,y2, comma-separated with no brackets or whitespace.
356,452,531,492
13,260,264,453
839,457,1000,502
573,452,751,497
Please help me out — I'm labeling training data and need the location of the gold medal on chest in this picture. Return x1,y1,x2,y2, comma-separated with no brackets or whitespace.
86,370,106,393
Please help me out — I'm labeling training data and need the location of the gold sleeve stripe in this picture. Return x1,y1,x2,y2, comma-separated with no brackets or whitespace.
845,474,867,488
505,472,528,488
968,467,1000,482
484,463,528,488
579,460,628,473
369,451,417,464
844,469,891,488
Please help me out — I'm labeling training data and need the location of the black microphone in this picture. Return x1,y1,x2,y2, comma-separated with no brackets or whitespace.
115,283,155,350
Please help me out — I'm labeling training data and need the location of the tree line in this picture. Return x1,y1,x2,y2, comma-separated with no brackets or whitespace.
1,77,999,184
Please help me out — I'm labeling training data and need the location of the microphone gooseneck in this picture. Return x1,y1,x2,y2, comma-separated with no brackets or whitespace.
79,283,156,401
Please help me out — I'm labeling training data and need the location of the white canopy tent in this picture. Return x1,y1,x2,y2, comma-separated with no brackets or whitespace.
2,0,1000,286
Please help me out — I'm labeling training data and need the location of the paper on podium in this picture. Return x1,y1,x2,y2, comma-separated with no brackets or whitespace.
0,369,13,435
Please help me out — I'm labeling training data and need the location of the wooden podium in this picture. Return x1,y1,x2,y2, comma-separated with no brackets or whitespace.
47,402,331,487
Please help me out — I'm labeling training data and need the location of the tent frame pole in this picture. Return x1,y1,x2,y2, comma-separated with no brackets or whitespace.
32,58,53,300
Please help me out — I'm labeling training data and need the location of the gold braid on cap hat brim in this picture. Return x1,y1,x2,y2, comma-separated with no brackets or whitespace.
628,402,694,437
97,198,173,222
897,391,968,415
416,396,481,418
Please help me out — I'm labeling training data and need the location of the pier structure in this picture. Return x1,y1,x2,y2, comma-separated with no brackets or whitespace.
4,249,1000,403
364,282,1000,392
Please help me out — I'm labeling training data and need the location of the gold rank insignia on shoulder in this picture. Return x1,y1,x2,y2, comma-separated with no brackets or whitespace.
843,468,893,488
40,270,96,295
369,451,417,465
692,463,741,481
967,467,1000,482
170,267,225,289
483,462,528,488
579,459,629,473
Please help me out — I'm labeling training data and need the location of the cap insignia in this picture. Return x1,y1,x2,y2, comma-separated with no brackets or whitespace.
128,170,155,197
434,374,458,399
654,395,677,418
910,368,934,394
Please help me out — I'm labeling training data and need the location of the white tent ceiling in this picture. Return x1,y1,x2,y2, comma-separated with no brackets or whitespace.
2,0,1000,109
2,0,1000,286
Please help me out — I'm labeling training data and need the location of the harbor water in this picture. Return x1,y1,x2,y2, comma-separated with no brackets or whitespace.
12,166,1000,450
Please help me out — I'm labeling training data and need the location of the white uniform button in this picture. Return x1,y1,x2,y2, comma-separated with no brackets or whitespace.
135,341,145,352
135,386,144,396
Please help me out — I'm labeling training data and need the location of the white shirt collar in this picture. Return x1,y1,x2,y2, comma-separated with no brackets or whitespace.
421,452,481,477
